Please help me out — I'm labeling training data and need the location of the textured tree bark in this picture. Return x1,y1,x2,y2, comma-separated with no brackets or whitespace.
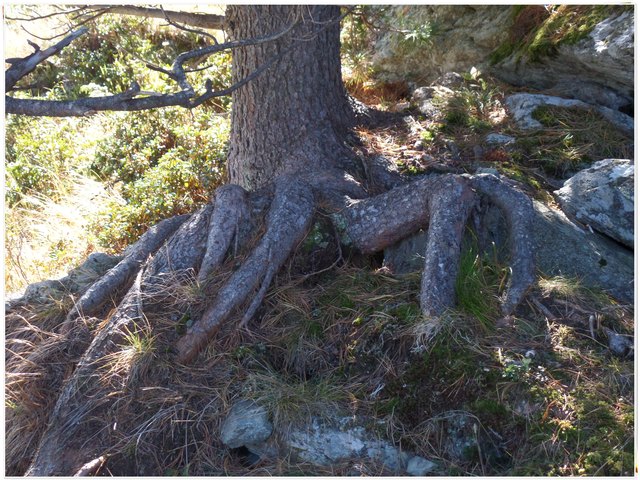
226,5,357,190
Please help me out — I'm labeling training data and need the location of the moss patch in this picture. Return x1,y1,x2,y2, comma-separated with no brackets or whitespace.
490,5,631,65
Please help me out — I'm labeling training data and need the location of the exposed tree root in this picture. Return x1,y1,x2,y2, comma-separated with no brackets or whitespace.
175,176,315,363
197,185,251,283
63,214,189,327
26,205,218,475
18,170,536,475
420,177,475,317
337,173,534,317
467,174,535,315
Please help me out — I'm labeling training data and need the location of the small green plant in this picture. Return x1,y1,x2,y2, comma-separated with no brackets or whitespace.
420,130,436,142
437,70,500,134
454,242,506,331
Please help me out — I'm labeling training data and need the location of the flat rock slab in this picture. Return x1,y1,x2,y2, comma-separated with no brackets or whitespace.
555,159,634,248
505,93,633,134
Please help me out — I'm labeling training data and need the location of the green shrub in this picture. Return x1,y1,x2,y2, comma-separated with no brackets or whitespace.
90,110,229,250
5,114,100,205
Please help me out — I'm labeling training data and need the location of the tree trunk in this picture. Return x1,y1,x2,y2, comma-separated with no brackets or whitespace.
226,5,357,190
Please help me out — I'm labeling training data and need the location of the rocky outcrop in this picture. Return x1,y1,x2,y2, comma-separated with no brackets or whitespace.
371,6,633,112
492,10,634,111
372,5,511,84
5,252,122,310
554,159,634,248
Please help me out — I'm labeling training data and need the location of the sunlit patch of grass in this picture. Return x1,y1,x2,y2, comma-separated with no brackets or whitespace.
100,324,156,388
454,245,507,331
516,105,632,178
5,170,115,295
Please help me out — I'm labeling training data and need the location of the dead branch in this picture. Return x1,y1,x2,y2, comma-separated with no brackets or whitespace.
5,27,88,91
6,20,297,116
94,5,225,30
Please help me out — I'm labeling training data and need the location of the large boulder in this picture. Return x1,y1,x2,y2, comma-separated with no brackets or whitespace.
371,6,633,111
492,9,634,111
372,6,511,84
554,159,634,248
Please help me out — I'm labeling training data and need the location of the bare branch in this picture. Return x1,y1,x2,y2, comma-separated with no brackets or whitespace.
170,20,297,94
5,49,286,116
4,6,89,22
159,5,218,44
93,5,225,30
5,27,88,91
5,11,297,116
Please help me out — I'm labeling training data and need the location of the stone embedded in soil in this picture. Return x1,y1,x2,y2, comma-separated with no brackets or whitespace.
220,400,273,449
407,455,438,476
485,133,516,145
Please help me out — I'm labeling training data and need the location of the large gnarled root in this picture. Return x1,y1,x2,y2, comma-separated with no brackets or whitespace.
338,173,535,317
176,176,314,364
419,177,475,317
467,173,535,314
340,175,475,317
197,184,251,283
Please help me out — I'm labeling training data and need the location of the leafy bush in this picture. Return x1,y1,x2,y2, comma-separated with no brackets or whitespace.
438,71,500,133
5,114,101,205
90,110,230,250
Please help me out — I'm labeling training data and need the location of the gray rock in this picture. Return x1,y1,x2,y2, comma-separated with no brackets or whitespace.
505,93,633,134
287,418,412,471
407,456,438,476
603,327,633,358
246,415,436,474
370,7,633,112
411,86,452,116
492,10,634,111
530,200,633,303
220,400,273,449
554,159,634,248
66,252,122,292
23,279,68,303
383,229,426,274
372,6,512,84
431,72,464,89
485,133,516,145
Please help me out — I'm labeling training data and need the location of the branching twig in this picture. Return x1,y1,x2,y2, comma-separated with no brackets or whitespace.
5,27,89,91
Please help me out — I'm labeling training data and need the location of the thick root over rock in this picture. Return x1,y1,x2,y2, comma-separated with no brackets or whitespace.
339,173,535,317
